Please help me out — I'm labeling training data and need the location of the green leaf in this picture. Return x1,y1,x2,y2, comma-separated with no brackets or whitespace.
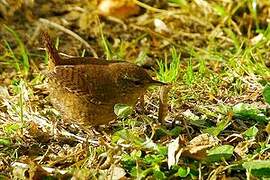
243,160,270,177
203,118,231,136
121,154,136,172
243,125,258,139
130,167,144,178
169,126,183,137
177,166,190,177
114,104,133,118
131,167,152,179
0,138,11,146
131,150,142,159
112,129,128,143
154,126,183,139
182,109,206,127
153,170,166,179
207,145,234,162
168,0,187,6
233,103,268,122
144,154,165,165
263,84,270,105
157,145,168,156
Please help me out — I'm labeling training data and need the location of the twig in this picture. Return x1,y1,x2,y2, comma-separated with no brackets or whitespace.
106,16,127,30
39,18,98,58
11,162,67,175
133,0,167,13
130,24,181,48
60,128,99,146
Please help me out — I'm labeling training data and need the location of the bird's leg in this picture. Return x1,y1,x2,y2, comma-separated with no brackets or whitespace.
158,85,171,124
136,94,145,114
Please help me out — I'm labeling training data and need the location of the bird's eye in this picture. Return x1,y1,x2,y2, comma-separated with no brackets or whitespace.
123,75,144,86
132,79,143,86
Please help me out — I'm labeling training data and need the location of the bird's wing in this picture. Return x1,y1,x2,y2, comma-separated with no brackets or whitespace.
49,65,106,105
59,57,124,65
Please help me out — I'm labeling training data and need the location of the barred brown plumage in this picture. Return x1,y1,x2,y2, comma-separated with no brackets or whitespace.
42,32,166,126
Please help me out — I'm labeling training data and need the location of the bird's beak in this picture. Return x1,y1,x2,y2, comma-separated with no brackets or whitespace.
149,79,168,86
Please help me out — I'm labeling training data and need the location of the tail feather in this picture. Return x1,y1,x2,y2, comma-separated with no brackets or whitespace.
41,31,61,70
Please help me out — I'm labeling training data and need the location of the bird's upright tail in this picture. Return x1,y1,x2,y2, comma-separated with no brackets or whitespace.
41,31,62,70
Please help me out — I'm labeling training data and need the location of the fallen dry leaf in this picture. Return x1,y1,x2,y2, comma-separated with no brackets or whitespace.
98,0,141,18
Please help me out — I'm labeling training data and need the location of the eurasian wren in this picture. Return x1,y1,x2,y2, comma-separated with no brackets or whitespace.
43,33,165,126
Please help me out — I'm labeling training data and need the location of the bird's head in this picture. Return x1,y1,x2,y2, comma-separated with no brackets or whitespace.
114,63,166,91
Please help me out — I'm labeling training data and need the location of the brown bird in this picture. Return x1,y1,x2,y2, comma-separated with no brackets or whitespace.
42,32,165,126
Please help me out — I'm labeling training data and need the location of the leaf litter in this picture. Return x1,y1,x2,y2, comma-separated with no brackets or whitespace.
1,0,270,179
